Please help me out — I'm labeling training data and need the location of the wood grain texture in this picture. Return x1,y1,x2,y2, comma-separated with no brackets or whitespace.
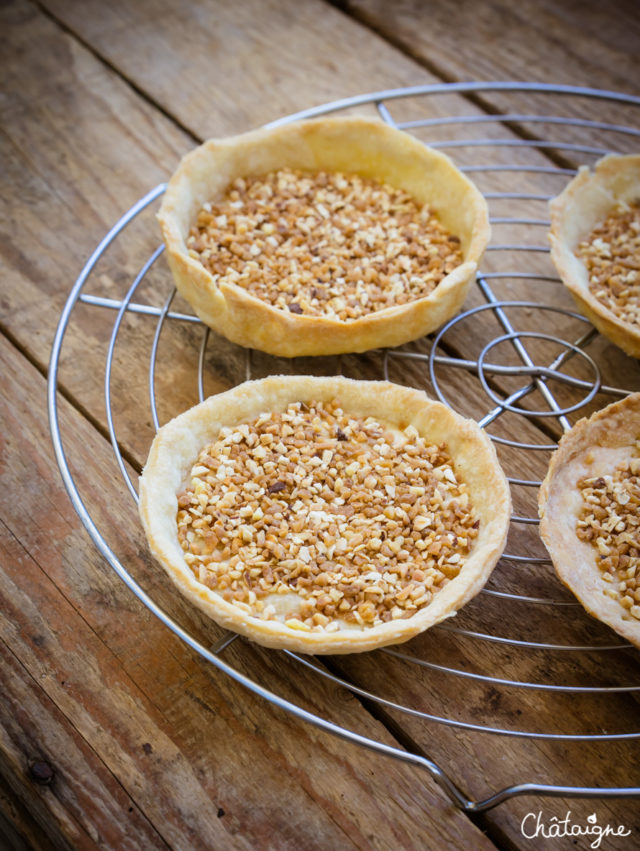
37,0,440,138
338,0,640,156
0,336,495,849
339,0,639,95
3,0,640,846
330,626,640,848
5,0,639,450
28,0,640,408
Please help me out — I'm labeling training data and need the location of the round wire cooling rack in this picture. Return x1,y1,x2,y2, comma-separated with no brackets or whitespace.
48,83,640,814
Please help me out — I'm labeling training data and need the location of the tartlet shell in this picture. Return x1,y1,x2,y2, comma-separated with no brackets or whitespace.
549,154,640,358
138,376,511,654
157,117,490,357
539,393,640,648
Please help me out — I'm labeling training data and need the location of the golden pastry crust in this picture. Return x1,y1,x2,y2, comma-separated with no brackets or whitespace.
549,154,640,358
539,394,640,648
157,117,490,357
138,376,511,654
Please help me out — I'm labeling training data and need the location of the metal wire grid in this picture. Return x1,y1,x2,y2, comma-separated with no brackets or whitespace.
47,83,640,812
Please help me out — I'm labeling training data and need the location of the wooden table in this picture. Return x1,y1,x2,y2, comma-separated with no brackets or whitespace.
2,1,640,848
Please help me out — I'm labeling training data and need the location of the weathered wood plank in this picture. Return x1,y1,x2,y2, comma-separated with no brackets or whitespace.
38,0,640,167
4,0,638,437
339,0,639,154
0,625,169,851
329,645,640,850
38,0,440,137
13,0,638,429
0,333,496,848
2,0,640,846
340,0,639,94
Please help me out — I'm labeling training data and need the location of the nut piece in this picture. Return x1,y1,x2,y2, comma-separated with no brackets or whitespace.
176,400,479,630
549,153,640,358
577,458,640,618
139,375,511,654
157,117,490,356
538,392,640,648
576,203,640,329
186,169,463,322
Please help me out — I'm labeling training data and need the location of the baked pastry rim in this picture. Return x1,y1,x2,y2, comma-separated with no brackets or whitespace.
549,153,640,358
138,375,511,654
157,116,491,357
538,393,640,648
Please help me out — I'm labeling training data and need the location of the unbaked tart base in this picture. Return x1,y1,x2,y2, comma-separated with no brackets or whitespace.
549,154,640,358
139,376,511,654
539,393,640,648
157,116,490,357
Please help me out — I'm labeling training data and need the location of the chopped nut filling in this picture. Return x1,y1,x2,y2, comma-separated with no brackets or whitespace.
176,401,479,631
186,168,463,322
577,447,640,620
576,203,640,326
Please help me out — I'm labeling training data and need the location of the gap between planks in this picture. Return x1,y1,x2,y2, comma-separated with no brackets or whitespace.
325,0,604,172
6,8,611,846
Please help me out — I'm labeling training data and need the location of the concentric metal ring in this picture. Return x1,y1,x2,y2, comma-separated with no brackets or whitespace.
476,330,601,417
